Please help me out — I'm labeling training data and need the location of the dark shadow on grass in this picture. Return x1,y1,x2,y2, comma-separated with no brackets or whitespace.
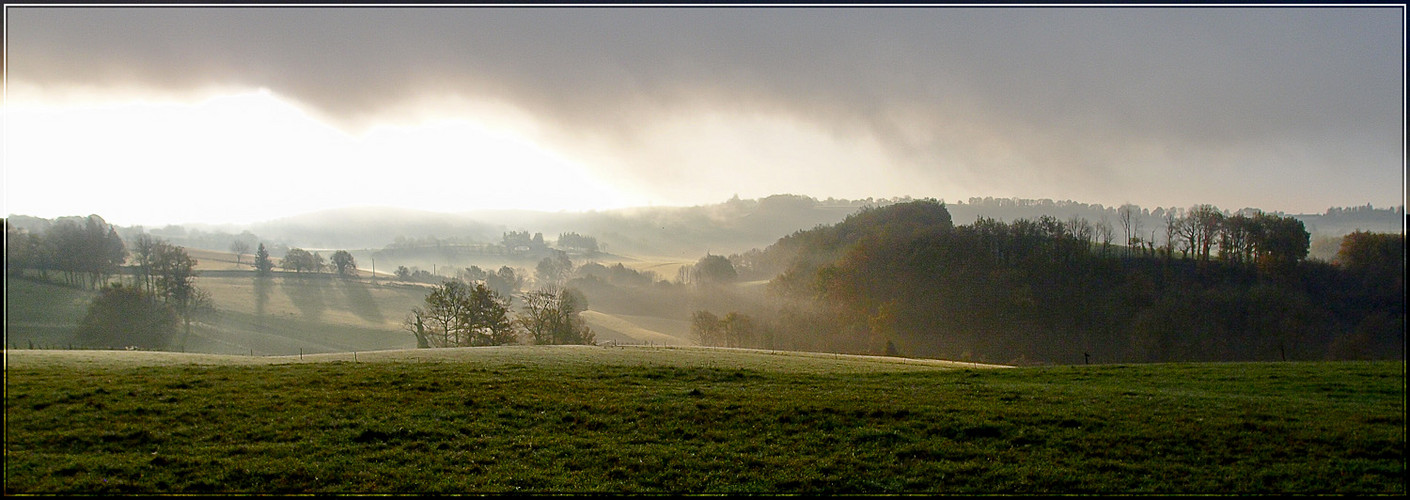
335,278,385,324
253,275,273,330
280,274,328,323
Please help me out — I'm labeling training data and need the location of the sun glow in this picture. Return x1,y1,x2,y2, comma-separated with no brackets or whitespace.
4,88,636,227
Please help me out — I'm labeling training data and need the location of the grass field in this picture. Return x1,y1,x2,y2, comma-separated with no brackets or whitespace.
194,274,424,355
5,257,706,354
4,245,698,353
4,273,427,355
3,278,97,349
3,348,1402,494
579,310,692,346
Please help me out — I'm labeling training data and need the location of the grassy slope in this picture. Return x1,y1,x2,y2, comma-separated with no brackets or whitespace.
3,278,97,349
613,256,693,282
3,345,1006,372
579,310,692,345
3,272,427,355
5,247,703,354
192,275,425,355
3,348,1403,494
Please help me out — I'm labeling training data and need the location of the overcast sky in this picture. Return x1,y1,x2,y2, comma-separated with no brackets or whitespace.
3,5,1404,227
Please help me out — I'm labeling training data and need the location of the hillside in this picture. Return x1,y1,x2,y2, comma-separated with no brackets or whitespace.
9,196,1399,273
244,194,869,259
3,249,700,355
730,199,1405,364
6,195,1402,362
4,278,98,349
3,344,1006,371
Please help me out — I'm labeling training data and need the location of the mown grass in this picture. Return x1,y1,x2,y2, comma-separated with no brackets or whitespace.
3,348,1403,494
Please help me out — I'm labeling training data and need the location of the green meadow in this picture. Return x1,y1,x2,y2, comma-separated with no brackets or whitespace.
3,347,1403,494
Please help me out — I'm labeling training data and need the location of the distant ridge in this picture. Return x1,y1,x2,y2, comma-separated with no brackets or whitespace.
8,196,1402,262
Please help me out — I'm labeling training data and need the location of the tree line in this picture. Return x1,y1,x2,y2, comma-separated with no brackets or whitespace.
402,245,687,348
731,199,1402,364
6,215,126,289
6,216,215,351
277,247,358,276
4,216,362,351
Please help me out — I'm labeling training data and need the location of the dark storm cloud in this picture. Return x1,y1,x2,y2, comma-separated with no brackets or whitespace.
6,6,1403,211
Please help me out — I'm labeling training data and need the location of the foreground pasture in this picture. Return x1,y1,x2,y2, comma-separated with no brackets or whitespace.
3,347,1403,494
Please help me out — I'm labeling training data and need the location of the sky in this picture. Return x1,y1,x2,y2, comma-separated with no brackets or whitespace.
3,4,1405,227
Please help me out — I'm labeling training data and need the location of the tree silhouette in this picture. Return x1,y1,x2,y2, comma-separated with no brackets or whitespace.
74,284,178,349
47,215,125,288
693,254,738,286
517,287,593,345
331,250,357,277
149,241,210,351
254,243,275,275
407,280,517,347
282,248,315,273
692,310,723,346
535,250,573,287
230,240,251,266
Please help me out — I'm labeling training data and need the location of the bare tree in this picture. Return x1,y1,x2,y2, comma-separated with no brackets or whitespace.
516,286,593,345
1096,215,1115,256
148,241,210,351
1118,204,1142,258
721,312,756,348
692,310,723,346
1066,215,1094,246
1188,204,1225,262
1162,208,1181,259
131,234,160,295
405,279,519,348
1174,213,1198,259
229,240,250,266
